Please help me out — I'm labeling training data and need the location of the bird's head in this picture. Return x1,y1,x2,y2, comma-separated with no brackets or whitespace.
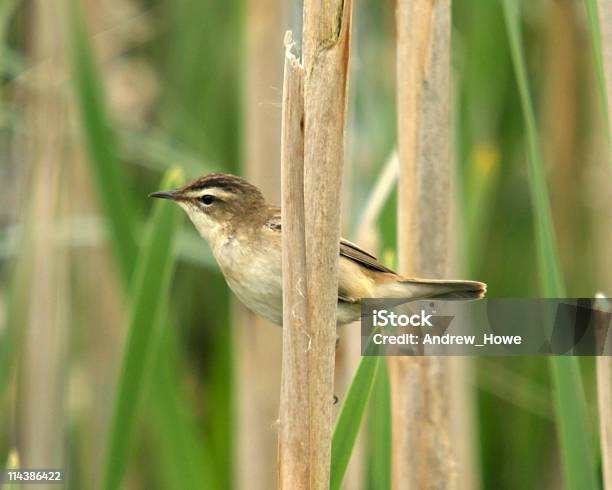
150,173,267,244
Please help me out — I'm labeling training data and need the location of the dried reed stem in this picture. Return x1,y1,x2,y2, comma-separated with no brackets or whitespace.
594,6,612,483
279,34,307,489
302,0,352,486
448,358,480,490
279,0,352,482
596,294,612,490
390,0,456,488
19,0,70,470
598,355,612,490
238,0,284,487
594,8,612,483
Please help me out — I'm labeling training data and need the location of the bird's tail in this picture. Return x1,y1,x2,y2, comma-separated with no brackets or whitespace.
375,276,486,300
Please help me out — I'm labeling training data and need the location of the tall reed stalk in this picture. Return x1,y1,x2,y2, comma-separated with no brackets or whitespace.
278,34,308,489
237,0,284,487
278,0,353,484
585,3,612,486
19,0,70,469
597,365,612,490
302,0,353,481
596,296,612,490
585,0,612,490
390,0,455,487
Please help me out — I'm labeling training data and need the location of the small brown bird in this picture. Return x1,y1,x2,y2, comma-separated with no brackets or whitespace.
150,173,486,325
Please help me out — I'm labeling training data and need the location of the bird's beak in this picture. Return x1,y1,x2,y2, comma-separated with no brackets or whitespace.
149,190,180,201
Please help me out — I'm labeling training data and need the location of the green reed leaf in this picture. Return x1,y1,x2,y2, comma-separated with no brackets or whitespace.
330,354,380,490
67,0,137,285
368,360,391,490
501,2,599,489
100,168,183,490
584,0,612,162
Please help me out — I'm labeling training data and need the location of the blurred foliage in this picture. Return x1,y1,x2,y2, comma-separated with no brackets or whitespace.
100,168,184,490
502,2,597,489
0,0,609,488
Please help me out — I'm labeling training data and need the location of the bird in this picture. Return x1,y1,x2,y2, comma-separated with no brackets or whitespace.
150,173,486,325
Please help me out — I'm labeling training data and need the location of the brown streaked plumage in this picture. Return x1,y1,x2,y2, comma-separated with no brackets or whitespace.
150,173,486,325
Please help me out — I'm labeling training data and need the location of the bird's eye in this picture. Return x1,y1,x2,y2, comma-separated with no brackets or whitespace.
200,194,215,205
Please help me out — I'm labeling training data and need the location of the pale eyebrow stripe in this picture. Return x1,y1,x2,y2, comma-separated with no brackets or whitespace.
183,188,234,200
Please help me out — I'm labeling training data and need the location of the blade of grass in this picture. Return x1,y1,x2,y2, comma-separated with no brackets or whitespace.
350,153,396,490
502,0,564,298
501,2,598,489
584,0,612,161
354,150,398,239
100,168,183,490
67,0,138,285
367,360,391,490
65,7,217,483
330,354,380,490
150,318,219,490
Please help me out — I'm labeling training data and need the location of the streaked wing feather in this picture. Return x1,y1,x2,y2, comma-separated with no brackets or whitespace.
339,239,395,273
266,210,282,231
265,207,395,274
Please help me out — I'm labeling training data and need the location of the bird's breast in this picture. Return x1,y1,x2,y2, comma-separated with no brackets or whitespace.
213,235,284,325
209,233,375,326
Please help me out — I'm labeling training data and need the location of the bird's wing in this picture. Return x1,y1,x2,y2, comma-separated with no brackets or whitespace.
265,209,282,231
265,207,395,274
339,238,395,273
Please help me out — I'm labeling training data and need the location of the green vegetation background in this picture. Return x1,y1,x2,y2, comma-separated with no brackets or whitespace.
0,0,608,489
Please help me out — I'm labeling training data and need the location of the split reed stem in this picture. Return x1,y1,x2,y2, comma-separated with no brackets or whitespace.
278,0,352,485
